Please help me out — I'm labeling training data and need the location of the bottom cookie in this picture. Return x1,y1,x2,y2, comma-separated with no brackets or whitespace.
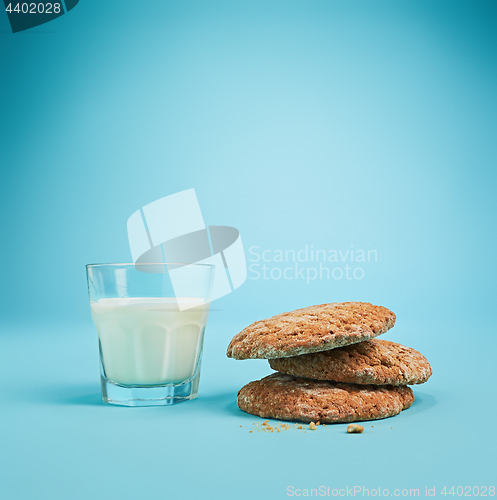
237,373,414,423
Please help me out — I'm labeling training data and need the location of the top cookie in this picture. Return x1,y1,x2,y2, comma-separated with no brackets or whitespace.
226,302,396,360
269,339,432,385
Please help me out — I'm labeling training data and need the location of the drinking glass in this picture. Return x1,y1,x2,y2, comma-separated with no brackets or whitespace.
86,263,215,406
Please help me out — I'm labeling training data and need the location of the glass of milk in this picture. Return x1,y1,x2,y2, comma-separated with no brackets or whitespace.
86,263,215,406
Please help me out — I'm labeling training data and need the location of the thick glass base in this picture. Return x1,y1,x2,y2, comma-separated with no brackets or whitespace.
101,368,201,407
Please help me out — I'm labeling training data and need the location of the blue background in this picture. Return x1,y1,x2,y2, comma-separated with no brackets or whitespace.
1,1,496,499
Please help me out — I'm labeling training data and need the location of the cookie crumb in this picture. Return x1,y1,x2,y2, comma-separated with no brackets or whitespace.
347,424,364,434
245,420,327,433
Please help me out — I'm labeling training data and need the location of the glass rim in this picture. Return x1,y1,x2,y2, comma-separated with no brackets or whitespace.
86,262,215,269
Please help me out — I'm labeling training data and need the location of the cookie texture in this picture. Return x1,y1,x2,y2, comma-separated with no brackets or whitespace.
237,373,414,424
269,339,432,386
227,302,396,360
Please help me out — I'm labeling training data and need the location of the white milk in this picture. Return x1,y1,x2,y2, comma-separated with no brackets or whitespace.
90,297,209,386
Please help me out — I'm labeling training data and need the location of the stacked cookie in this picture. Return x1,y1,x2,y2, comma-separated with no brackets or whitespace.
227,302,432,424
